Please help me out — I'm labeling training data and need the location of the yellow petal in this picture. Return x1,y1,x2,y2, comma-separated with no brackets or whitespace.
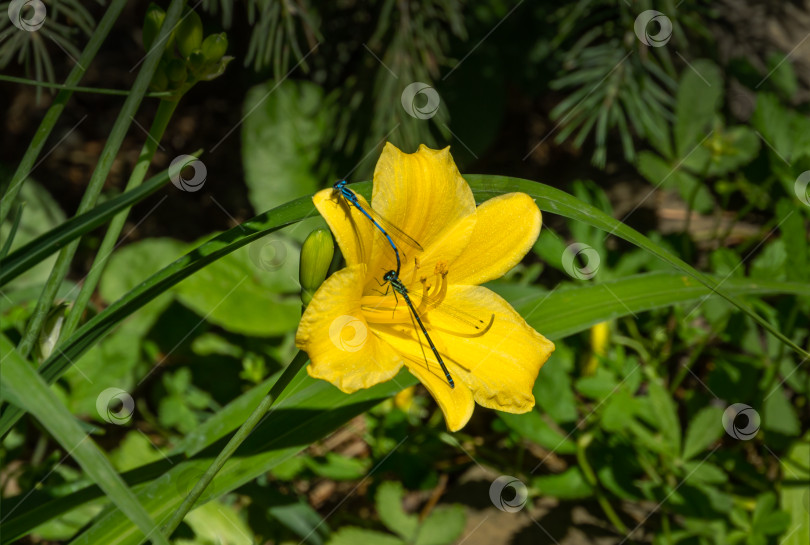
367,143,477,280
369,322,471,430
427,285,554,413
312,188,373,269
296,264,403,393
447,193,542,286
404,352,475,432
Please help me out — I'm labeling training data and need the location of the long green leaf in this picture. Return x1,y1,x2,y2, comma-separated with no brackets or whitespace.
1,177,807,436
0,336,170,545
0,164,181,286
4,271,809,542
468,175,809,360
0,0,128,224
75,368,407,545
14,0,186,359
519,272,810,339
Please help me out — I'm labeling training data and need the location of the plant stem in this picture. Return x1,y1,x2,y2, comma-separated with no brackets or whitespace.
670,331,714,392
15,0,187,360
59,99,179,342
0,0,128,225
159,351,310,539
576,434,628,534
0,74,174,97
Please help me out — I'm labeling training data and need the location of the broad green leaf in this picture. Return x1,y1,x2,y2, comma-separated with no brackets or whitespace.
636,150,713,213
0,168,174,287
414,505,465,545
779,434,810,545
241,80,333,214
763,387,801,436
750,240,787,281
681,461,728,486
0,335,170,545
765,51,799,100
750,93,806,163
532,343,578,423
533,467,593,499
267,499,329,545
682,406,724,461
0,178,66,290
601,389,640,433
777,199,808,282
175,501,253,545
305,453,370,481
647,380,681,454
326,527,404,545
681,127,761,178
110,432,167,473
706,126,760,176
675,59,723,157
376,481,418,541
99,238,186,303
752,493,791,536
174,238,300,336
498,411,576,455
575,366,619,400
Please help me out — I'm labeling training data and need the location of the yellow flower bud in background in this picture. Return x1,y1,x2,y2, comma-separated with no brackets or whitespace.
393,386,415,412
176,9,203,58
142,3,166,52
299,228,334,307
585,321,609,376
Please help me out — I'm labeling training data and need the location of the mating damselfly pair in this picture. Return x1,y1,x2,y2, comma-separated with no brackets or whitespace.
332,180,494,389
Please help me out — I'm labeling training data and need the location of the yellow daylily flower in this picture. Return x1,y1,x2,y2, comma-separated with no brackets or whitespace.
295,143,555,431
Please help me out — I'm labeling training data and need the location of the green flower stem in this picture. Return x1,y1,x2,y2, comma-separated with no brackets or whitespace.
0,74,175,97
160,350,310,538
670,332,714,392
60,99,179,343
15,0,187,360
0,0,128,225
576,434,628,534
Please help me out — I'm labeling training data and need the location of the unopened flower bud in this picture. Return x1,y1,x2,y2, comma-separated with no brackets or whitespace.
166,58,187,85
176,8,203,58
188,49,206,74
201,33,228,63
299,228,334,307
35,302,69,362
142,3,166,52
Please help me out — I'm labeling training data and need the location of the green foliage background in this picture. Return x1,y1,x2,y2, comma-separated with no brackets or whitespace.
1,1,809,544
